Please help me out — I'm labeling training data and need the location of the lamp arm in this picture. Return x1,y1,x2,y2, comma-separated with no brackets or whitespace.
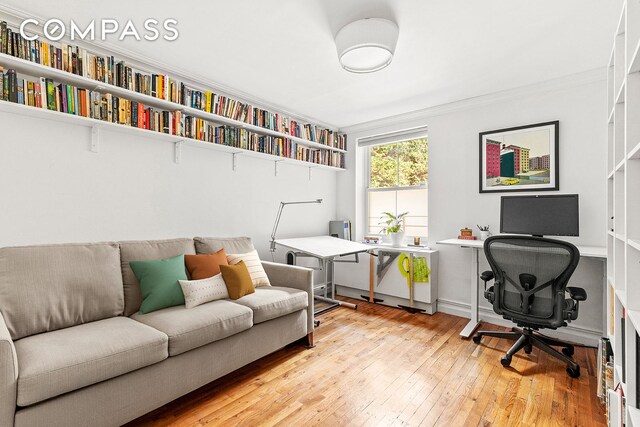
269,199,322,252
270,202,286,252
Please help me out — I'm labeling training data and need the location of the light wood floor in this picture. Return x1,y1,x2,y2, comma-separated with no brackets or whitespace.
127,297,605,427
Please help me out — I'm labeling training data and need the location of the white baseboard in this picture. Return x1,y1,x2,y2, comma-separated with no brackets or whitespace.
335,284,602,346
336,285,436,314
437,298,602,347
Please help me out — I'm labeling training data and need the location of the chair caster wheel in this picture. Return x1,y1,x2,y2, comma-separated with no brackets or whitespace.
472,335,481,344
500,355,512,367
562,347,574,357
524,344,533,354
566,366,580,378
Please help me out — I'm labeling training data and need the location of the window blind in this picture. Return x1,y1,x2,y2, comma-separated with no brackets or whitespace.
357,126,428,148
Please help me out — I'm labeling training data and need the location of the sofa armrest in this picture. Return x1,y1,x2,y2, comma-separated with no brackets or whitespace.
0,312,17,426
262,261,314,334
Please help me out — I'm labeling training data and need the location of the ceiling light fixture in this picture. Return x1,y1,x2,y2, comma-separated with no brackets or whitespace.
335,18,399,73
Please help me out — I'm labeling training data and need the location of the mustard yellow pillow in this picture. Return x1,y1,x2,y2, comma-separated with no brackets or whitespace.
219,260,255,300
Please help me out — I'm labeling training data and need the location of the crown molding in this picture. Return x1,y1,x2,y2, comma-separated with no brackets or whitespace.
0,2,340,130
342,67,606,135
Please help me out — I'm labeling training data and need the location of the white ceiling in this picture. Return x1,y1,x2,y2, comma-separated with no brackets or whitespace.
2,0,623,128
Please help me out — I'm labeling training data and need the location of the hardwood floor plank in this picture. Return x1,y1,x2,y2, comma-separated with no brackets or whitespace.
127,298,606,427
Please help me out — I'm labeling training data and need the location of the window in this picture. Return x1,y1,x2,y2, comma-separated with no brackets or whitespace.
367,137,428,237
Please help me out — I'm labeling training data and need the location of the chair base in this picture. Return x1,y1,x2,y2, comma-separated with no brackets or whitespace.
473,327,580,378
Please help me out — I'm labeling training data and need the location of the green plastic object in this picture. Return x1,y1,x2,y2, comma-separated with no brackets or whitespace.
398,253,430,286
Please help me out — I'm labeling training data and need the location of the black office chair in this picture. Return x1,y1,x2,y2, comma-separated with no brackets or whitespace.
472,235,587,378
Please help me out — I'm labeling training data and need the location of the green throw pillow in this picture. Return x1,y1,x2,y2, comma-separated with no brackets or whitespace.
130,254,188,314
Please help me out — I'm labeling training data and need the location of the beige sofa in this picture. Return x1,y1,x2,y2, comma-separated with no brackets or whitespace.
0,236,314,427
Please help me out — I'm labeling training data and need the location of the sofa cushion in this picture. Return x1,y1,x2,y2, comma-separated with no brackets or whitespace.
0,242,124,340
119,238,196,316
129,254,188,314
194,236,254,255
179,274,229,309
132,300,253,356
15,316,168,406
233,286,308,324
220,261,256,300
185,249,228,280
227,250,271,287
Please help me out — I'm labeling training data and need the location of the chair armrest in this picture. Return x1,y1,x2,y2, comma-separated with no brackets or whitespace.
566,286,587,302
262,261,314,333
0,312,17,426
480,271,494,282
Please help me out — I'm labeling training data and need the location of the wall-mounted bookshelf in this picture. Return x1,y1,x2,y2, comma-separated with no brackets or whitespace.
0,19,347,172
606,1,640,425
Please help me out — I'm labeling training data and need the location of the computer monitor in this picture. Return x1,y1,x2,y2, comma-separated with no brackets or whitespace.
500,194,579,237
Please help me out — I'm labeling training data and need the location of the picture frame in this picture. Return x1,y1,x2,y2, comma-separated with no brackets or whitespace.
479,121,559,193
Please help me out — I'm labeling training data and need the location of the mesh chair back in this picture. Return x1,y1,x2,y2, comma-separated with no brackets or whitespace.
484,236,579,327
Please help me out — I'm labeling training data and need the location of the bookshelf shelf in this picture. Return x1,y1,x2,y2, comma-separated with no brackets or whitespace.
630,141,640,160
616,232,626,242
629,238,640,252
608,106,615,124
616,288,627,309
629,37,640,74
629,310,640,334
0,100,346,172
616,158,626,172
616,80,626,105
615,363,626,391
630,406,640,427
0,53,347,155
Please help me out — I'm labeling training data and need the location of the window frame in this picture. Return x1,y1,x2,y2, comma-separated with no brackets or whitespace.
365,137,428,238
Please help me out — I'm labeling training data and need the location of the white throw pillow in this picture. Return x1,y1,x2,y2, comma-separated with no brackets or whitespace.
226,250,271,287
179,273,229,309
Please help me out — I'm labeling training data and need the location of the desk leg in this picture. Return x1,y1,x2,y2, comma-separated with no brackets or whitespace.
361,252,383,303
399,252,426,314
460,247,481,338
324,258,328,299
315,257,357,312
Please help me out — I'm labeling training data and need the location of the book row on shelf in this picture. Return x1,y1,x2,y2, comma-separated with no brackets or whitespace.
0,66,346,168
598,338,619,408
0,20,346,151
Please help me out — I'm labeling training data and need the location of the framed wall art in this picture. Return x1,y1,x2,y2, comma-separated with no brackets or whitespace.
479,121,559,193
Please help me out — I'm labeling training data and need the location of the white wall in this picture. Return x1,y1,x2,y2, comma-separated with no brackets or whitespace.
336,71,607,344
0,112,338,264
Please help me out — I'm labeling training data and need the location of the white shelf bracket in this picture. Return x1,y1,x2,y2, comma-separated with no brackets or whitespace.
274,160,283,176
174,141,182,164
90,126,100,153
232,152,240,172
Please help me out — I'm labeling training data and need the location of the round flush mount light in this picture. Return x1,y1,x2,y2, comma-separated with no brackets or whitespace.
335,18,399,73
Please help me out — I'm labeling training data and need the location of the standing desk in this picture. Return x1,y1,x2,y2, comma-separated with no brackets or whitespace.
437,238,607,338
274,236,373,311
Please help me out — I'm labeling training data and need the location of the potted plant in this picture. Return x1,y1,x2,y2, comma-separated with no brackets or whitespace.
380,212,408,247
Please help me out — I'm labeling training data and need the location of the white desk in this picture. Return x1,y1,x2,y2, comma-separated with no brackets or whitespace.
436,238,606,338
276,236,439,313
275,236,373,310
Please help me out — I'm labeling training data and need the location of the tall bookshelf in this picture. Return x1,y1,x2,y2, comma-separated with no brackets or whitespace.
607,1,640,425
0,18,346,172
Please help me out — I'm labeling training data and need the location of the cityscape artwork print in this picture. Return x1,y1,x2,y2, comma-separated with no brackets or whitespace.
478,121,559,193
